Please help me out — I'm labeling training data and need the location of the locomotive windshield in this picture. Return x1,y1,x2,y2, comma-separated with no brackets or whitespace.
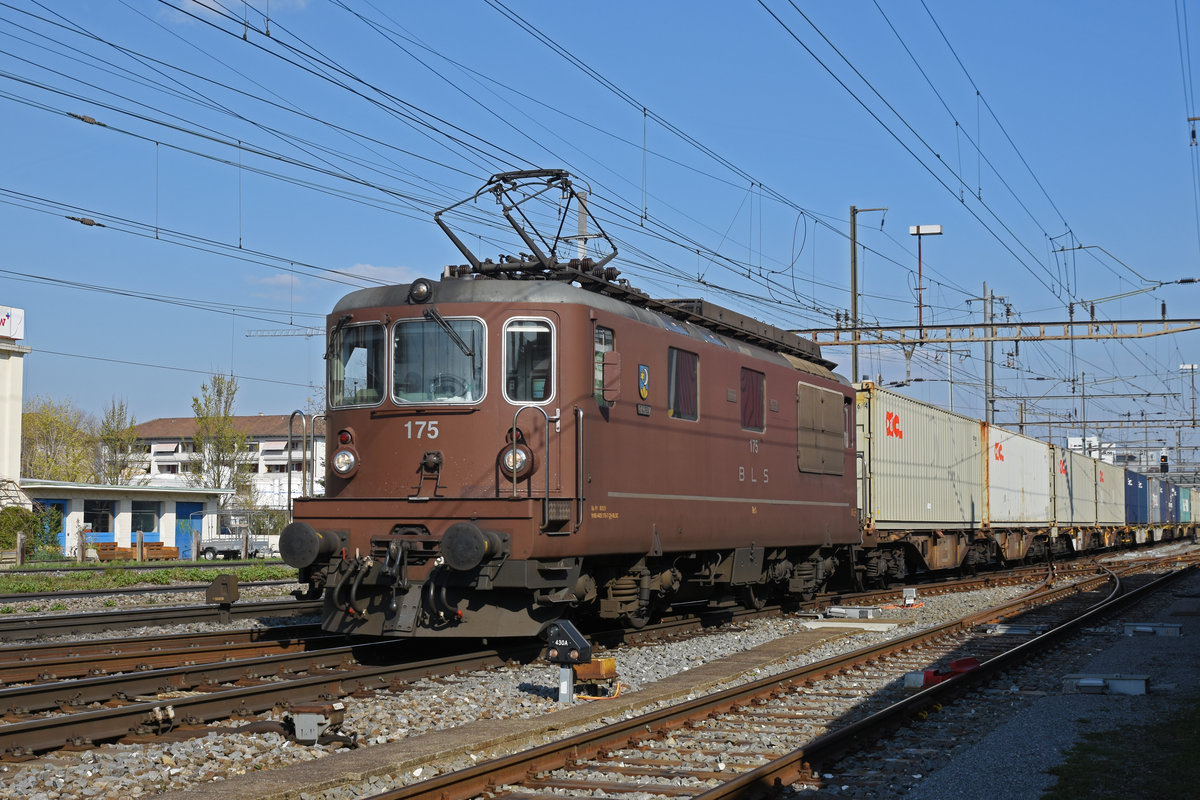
329,322,386,407
393,317,484,403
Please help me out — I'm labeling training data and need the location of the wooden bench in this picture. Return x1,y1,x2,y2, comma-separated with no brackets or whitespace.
94,542,134,561
93,541,180,561
142,542,180,561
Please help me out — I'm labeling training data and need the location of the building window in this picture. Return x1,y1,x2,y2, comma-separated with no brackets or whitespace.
667,347,699,421
158,464,179,474
740,368,765,431
131,501,159,533
504,318,554,403
83,499,114,533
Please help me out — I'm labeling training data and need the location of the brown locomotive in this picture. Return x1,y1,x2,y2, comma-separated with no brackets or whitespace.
280,170,860,638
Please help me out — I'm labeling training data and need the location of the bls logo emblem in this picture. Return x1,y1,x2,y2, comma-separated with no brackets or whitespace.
638,365,649,400
993,443,1005,461
885,411,902,438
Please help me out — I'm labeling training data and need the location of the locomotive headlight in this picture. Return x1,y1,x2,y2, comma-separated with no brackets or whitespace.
332,448,357,475
501,447,527,474
408,278,433,304
498,443,534,478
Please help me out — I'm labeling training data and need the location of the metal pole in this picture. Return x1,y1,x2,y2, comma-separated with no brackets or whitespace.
1081,371,1087,456
984,282,994,425
850,206,886,383
917,234,924,328
850,206,858,383
947,338,953,412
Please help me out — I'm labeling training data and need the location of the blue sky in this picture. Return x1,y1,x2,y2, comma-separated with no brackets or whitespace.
2,1,1199,464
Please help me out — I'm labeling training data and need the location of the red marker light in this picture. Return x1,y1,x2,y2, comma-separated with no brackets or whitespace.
339,430,352,445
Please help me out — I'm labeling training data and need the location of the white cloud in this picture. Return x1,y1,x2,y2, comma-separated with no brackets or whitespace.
252,273,300,288
342,263,422,286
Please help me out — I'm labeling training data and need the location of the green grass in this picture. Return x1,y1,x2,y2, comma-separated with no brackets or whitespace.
0,564,296,594
1042,693,1200,799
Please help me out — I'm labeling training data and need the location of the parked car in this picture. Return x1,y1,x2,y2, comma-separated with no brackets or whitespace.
199,526,273,560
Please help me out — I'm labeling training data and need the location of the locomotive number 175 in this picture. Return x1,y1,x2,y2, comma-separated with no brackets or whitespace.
405,420,440,439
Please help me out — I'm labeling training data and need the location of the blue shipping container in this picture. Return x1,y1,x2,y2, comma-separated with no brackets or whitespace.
1125,471,1148,524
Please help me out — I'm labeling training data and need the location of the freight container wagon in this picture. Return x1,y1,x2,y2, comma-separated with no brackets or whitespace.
1052,446,1098,528
1095,462,1126,528
856,383,983,531
984,426,1053,528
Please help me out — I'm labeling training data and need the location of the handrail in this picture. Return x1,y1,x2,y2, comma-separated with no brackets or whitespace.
575,407,584,529
510,405,561,529
309,413,326,496
287,410,307,521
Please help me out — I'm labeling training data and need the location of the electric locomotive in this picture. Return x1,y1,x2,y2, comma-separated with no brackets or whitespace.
280,170,861,638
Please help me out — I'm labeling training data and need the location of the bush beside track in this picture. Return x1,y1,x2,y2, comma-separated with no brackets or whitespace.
0,564,296,596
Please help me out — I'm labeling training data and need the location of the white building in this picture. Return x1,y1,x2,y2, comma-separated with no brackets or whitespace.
22,480,231,558
132,415,326,510
0,305,30,506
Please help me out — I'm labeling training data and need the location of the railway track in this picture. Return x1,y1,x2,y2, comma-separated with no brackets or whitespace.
0,569,1050,761
0,578,300,605
352,554,1195,800
0,598,322,642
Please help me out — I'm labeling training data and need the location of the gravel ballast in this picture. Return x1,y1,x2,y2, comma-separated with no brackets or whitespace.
2,544,1196,800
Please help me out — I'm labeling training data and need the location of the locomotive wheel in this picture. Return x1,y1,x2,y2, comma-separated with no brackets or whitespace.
738,584,767,610
627,610,650,629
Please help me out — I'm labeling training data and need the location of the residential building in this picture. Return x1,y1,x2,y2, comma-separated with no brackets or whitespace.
132,414,326,510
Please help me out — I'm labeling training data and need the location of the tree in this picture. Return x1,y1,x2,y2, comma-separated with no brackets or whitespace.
21,397,96,482
188,374,252,505
0,504,61,556
95,398,141,485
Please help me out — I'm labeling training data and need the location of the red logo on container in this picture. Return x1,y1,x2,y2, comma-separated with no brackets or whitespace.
1099,470,1105,483
886,411,903,438
1059,459,1067,475
993,443,1004,461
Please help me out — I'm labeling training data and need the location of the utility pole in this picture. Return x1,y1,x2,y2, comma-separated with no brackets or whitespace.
984,282,994,425
1182,363,1197,427
1081,371,1087,456
850,206,886,383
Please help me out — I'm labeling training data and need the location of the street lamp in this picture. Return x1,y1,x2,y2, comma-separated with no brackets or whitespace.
909,224,942,328
1181,364,1197,426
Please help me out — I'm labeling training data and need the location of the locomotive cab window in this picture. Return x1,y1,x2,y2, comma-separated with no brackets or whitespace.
594,325,617,407
393,317,484,404
504,318,555,403
667,347,699,421
329,323,386,407
740,367,765,431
